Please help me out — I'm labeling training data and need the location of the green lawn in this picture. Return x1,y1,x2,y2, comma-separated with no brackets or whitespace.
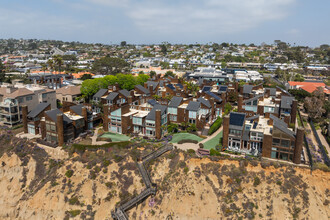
170,133,204,143
203,131,223,150
100,132,130,142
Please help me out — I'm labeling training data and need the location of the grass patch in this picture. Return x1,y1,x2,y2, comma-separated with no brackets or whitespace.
170,133,204,143
100,132,130,142
204,131,223,150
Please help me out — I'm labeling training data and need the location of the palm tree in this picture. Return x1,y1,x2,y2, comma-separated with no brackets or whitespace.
47,59,54,74
53,55,63,73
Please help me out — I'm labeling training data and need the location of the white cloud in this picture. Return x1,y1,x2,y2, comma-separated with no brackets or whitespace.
86,0,296,36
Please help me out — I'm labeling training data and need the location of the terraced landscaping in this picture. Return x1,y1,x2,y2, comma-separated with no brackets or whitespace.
203,131,223,150
169,133,204,143
100,132,130,142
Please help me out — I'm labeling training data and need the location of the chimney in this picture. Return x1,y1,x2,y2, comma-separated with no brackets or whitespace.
41,119,46,139
268,118,273,126
222,115,230,150
293,127,304,164
6,87,16,94
265,89,270,97
144,82,148,89
82,107,88,130
56,114,64,146
257,105,264,115
155,109,162,139
290,100,297,124
284,114,290,126
22,105,28,134
183,84,187,92
103,104,109,131
149,84,154,95
238,95,243,112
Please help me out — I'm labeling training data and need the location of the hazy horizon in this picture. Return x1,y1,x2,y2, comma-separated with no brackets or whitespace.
1,0,329,47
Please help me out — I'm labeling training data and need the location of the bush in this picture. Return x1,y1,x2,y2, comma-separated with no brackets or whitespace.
253,177,261,187
177,139,198,144
68,196,80,205
65,169,74,178
68,210,81,217
187,149,195,155
199,143,204,148
210,148,221,156
184,167,189,174
208,117,223,135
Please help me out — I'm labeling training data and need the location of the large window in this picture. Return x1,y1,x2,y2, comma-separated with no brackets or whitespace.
229,129,242,136
170,115,177,121
133,117,142,125
188,111,197,119
168,107,177,115
146,120,155,127
250,132,263,141
26,96,33,101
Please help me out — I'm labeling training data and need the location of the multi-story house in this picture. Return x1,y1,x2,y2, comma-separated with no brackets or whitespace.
0,87,38,126
223,112,304,164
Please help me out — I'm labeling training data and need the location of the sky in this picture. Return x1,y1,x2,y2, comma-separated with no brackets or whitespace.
0,0,329,46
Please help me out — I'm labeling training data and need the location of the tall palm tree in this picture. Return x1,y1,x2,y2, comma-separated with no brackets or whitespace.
47,59,54,74
53,55,63,73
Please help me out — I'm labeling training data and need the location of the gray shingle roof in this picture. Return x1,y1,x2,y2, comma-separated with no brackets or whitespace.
168,96,183,107
281,96,294,109
243,85,254,94
197,97,211,108
148,99,158,106
246,114,260,121
270,114,295,138
119,89,130,98
27,103,50,118
243,95,262,104
265,88,276,96
186,101,200,111
93,89,108,98
70,104,91,116
146,104,167,120
45,109,72,125
135,84,150,95
106,92,119,101
146,81,159,90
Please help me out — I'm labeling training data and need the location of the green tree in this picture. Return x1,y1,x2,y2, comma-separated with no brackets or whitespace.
160,44,167,55
81,78,107,101
120,41,127,47
53,55,63,72
0,60,5,82
136,74,149,85
104,75,118,85
116,73,136,90
92,57,129,75
47,59,55,74
164,71,175,78
149,70,156,78
81,74,93,81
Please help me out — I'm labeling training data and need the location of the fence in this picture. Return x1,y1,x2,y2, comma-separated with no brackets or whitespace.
309,120,330,167
297,110,313,169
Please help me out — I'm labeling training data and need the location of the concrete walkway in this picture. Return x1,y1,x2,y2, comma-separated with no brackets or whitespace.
91,127,109,145
173,126,223,151
317,130,330,153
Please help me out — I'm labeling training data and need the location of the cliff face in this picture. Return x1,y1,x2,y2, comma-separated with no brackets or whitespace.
0,151,329,220
0,130,329,219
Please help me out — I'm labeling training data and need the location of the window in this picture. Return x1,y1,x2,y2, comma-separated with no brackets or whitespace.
168,107,177,115
26,96,33,101
146,120,155,127
18,97,24,103
170,115,177,121
188,111,197,119
272,138,280,146
229,129,242,136
42,93,47,99
133,117,142,125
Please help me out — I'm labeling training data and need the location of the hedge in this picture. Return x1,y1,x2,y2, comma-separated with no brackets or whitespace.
72,141,130,151
210,148,221,156
208,117,223,135
177,139,199,144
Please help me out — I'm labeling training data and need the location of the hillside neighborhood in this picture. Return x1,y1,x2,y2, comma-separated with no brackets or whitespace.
0,39,329,219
